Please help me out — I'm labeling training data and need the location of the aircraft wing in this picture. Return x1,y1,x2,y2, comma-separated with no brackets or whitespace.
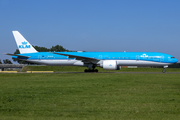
4,53,30,58
54,53,99,63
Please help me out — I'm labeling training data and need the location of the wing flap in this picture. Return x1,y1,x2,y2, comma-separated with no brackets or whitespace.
54,53,99,63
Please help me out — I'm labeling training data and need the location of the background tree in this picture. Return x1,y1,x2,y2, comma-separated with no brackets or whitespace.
50,45,68,52
3,59,12,64
0,59,2,64
13,45,71,64
34,46,50,52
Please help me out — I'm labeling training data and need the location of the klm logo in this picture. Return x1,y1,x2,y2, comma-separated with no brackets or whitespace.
19,41,31,49
109,64,112,66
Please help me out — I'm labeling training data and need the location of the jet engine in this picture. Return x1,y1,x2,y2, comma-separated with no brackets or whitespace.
100,60,120,70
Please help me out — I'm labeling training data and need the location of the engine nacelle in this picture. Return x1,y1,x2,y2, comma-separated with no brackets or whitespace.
101,60,120,70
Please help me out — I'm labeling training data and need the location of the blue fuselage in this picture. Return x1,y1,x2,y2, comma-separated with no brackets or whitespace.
12,52,178,67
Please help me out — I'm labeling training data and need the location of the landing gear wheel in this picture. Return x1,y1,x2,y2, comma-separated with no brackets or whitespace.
163,69,166,73
94,69,98,72
84,69,91,72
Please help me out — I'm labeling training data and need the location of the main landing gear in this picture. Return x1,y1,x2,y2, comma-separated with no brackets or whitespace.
84,64,98,72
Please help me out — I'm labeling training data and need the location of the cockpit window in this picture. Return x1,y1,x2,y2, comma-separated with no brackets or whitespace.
171,57,175,59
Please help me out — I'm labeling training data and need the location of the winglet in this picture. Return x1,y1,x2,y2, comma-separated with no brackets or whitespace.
12,31,37,54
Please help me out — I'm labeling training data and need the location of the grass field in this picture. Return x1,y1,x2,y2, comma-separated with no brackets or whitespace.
0,73,180,120
22,66,180,72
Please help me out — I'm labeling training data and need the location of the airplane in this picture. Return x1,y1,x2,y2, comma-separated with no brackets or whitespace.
5,31,178,73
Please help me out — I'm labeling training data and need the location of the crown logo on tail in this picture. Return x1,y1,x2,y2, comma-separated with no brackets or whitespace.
22,41,27,45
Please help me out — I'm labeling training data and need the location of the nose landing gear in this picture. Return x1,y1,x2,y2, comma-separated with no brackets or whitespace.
162,68,166,73
162,65,168,73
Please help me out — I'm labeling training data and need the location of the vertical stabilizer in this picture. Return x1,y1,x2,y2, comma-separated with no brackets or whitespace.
12,31,37,54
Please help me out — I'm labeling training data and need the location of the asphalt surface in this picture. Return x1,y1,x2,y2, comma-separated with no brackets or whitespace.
1,72,180,74
53,72,180,74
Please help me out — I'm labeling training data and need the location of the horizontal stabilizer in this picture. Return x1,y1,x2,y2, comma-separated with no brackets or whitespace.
4,53,30,58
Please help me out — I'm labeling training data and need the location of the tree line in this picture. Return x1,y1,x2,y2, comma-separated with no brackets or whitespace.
0,45,70,64
13,45,71,64
0,59,13,64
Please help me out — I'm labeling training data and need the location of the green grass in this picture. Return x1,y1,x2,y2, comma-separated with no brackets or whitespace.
22,66,180,72
0,73,180,119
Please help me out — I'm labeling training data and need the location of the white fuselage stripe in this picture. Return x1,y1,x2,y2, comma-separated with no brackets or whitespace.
25,59,173,66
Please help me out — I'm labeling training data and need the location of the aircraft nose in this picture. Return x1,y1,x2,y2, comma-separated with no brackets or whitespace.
175,58,178,63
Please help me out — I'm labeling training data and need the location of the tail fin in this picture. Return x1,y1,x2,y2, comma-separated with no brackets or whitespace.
12,31,37,54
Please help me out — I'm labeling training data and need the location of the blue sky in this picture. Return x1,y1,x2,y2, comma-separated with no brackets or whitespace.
0,0,180,62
